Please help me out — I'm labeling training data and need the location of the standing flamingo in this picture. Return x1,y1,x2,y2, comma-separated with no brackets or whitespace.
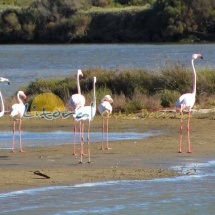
175,53,203,153
73,76,97,163
10,91,27,153
0,77,10,117
69,69,86,155
98,95,113,150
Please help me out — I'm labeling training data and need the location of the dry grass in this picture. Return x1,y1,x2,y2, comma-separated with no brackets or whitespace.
81,5,149,14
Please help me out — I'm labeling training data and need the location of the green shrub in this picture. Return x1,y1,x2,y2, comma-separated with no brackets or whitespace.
124,100,143,114
197,70,215,95
68,14,91,39
155,63,192,94
23,66,215,113
205,96,215,107
159,89,180,108
97,86,113,102
92,0,112,7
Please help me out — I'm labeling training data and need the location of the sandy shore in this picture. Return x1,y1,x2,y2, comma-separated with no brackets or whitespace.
0,113,215,193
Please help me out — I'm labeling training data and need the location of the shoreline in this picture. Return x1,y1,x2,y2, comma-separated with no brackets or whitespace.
0,116,215,193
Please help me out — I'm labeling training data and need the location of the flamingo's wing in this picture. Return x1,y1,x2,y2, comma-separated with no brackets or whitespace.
98,101,112,116
73,106,91,121
176,93,195,111
10,103,26,117
69,94,85,111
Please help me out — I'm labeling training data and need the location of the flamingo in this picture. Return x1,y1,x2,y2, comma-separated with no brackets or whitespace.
10,91,27,153
69,69,86,155
0,77,10,117
175,53,203,153
98,95,113,150
73,76,97,163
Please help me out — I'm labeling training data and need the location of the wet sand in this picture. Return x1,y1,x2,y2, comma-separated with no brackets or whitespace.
0,113,215,193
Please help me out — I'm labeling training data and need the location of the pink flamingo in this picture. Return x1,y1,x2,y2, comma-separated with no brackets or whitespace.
175,54,203,153
10,91,27,153
69,69,85,155
0,77,10,117
73,76,97,163
98,95,113,150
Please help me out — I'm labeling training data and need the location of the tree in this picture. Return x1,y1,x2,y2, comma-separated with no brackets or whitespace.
150,0,215,41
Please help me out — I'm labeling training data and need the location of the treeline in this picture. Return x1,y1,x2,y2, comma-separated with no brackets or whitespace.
0,0,214,43
22,67,215,114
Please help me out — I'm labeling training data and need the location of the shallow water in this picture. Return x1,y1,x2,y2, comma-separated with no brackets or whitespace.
0,130,162,149
0,160,215,215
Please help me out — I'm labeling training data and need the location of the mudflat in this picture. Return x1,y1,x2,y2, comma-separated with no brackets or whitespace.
0,113,214,193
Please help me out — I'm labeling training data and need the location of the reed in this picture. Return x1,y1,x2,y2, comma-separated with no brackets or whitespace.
20,66,215,114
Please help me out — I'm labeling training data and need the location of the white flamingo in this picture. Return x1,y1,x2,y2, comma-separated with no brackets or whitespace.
73,76,97,163
175,53,203,153
98,95,113,150
0,77,10,117
69,69,86,155
10,91,27,153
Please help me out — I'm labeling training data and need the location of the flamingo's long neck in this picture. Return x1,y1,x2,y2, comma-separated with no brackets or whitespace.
17,92,23,104
191,59,197,96
0,91,5,117
77,74,81,94
93,78,96,108
91,78,96,119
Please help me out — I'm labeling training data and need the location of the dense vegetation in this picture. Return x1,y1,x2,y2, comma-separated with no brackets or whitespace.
0,0,214,43
21,66,215,114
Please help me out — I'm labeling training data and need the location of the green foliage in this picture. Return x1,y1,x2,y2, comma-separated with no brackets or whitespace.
151,0,215,41
97,86,112,102
0,0,33,12
92,0,113,7
67,14,91,40
124,100,143,113
197,70,215,95
123,89,144,113
114,0,153,6
155,63,192,94
159,89,179,108
23,66,215,113
0,0,214,43
0,0,93,42
0,0,33,5
205,96,215,107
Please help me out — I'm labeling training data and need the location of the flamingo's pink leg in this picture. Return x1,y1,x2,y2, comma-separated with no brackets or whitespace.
87,121,91,163
81,123,88,156
178,109,183,153
72,120,77,155
106,116,111,150
187,111,192,153
11,120,15,153
19,118,24,153
79,122,84,163
100,117,104,150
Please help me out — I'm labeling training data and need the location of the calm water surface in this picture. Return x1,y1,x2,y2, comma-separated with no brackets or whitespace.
0,160,215,215
0,130,163,149
0,44,214,96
